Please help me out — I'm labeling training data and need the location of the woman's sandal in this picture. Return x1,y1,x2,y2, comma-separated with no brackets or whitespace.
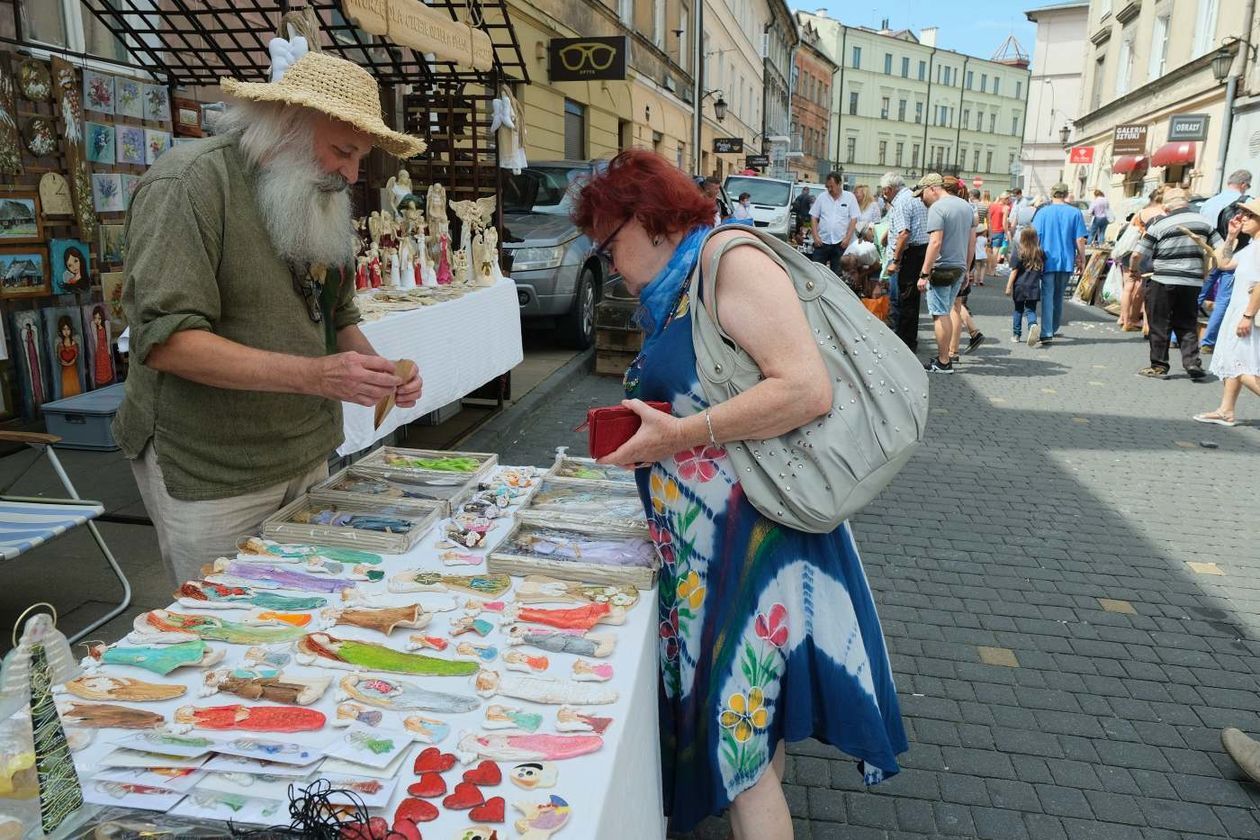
1193,411,1237,427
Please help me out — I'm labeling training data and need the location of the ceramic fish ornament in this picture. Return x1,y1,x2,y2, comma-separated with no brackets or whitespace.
338,674,479,714
64,675,186,703
474,669,617,706
176,580,326,612
84,639,224,676
296,633,479,677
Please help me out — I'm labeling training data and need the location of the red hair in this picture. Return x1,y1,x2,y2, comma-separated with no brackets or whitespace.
571,149,716,240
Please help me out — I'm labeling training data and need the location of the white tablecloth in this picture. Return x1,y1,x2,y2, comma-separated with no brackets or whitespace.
339,279,524,456
66,466,664,839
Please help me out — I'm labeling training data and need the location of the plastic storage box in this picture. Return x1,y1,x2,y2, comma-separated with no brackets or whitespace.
41,383,126,450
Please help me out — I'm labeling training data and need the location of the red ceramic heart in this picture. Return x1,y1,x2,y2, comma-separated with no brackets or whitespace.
407,773,447,799
391,819,423,840
462,760,502,787
394,798,439,824
412,746,457,775
442,780,485,810
469,796,506,823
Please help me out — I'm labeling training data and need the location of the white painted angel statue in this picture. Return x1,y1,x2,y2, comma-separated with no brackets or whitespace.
386,168,414,211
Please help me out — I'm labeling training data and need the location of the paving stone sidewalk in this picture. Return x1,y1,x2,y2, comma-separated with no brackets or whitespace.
467,282,1260,840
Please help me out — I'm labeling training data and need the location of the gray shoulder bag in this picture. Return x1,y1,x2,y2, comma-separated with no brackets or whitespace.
688,227,930,533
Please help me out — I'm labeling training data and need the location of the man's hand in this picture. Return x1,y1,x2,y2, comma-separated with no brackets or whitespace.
316,352,401,406
917,277,929,292
394,359,423,408
887,259,899,275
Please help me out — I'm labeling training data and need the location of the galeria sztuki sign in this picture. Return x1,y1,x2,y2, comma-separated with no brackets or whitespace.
548,36,628,82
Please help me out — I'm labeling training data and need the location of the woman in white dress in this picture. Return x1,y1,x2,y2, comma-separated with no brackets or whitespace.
1195,201,1260,427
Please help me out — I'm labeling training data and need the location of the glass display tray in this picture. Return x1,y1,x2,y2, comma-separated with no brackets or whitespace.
519,479,647,531
309,465,478,517
488,518,659,590
261,495,442,554
544,452,638,489
353,446,497,486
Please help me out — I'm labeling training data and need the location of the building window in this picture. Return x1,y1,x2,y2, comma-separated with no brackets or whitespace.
980,73,987,92
679,6,689,70
618,0,633,25
966,70,974,90
1008,152,1016,173
948,106,954,127
852,45,862,68
915,101,923,124
879,140,887,165
564,99,586,160
1015,80,1022,99
880,97,890,118
962,109,970,129
993,77,1001,96
989,112,996,133
957,147,966,166
653,0,666,48
898,99,907,121
1116,27,1134,95
974,148,981,170
849,90,859,115
846,136,856,163
884,53,893,74
901,56,910,77
896,141,904,166
918,60,926,81
1091,55,1105,111
912,143,920,167
1012,114,1019,135
986,150,993,172
1194,0,1219,57
1150,15,1169,78
20,0,129,61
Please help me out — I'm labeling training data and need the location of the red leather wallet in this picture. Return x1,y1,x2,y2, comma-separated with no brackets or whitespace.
579,401,672,460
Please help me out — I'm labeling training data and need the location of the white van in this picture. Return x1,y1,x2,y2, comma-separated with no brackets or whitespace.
723,175,794,239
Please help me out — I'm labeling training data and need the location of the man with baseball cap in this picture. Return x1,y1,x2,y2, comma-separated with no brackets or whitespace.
914,173,976,373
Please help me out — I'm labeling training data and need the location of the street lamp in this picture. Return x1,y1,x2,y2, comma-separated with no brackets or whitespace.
1059,124,1071,149
1212,47,1235,83
713,94,728,123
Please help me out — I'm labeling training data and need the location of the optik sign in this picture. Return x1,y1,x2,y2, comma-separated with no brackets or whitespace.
548,36,628,82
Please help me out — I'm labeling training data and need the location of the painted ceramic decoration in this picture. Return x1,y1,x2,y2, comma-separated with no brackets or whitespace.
383,452,482,473
39,172,73,217
505,626,616,658
297,633,479,678
3,255,50,302
200,753,310,776
339,674,479,714
502,602,627,632
514,796,571,840
457,732,601,765
91,172,124,214
18,60,51,101
455,829,500,840
101,271,127,334
402,715,450,744
83,70,113,113
407,634,452,654
335,702,383,728
22,117,56,157
243,647,291,671
476,669,617,706
320,775,398,809
110,730,219,758
509,762,558,790
291,506,416,534
443,515,493,548
0,62,23,176
388,571,511,597
86,639,224,676
51,57,98,239
238,536,383,566
327,724,412,770
85,121,115,164
503,651,548,673
526,482,645,523
130,610,307,646
212,737,322,766
173,704,325,733
143,128,170,164
326,603,432,635
485,705,542,733
572,660,613,682
451,615,494,637
555,706,612,735
98,223,125,264
451,641,497,661
204,558,357,595
170,790,284,825
201,670,330,706
84,780,183,811
64,675,185,702
115,124,145,165
43,306,87,400
115,77,142,118
442,550,483,567
93,765,204,794
59,702,164,730
49,238,91,295
176,579,326,611
514,576,638,608
321,471,468,505
551,458,634,483
503,526,656,568
82,304,115,387
142,83,169,122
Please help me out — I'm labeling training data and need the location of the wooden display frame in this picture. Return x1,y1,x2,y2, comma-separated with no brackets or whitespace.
262,495,442,555
488,518,658,590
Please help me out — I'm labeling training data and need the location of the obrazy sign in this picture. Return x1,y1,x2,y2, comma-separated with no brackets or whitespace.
1069,146,1095,164
1168,114,1209,142
341,0,494,72
548,36,628,82
745,154,769,168
713,137,744,153
1112,124,1148,156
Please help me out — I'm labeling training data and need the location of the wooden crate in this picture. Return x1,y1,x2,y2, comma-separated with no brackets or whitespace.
595,327,642,353
595,349,638,377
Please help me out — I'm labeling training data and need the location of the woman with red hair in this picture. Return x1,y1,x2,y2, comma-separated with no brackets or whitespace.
572,150,907,838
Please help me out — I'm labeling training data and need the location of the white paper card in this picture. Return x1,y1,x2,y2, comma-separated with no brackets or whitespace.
93,765,205,793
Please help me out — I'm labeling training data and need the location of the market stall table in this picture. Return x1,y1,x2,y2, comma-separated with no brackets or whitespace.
340,278,524,456
65,465,664,839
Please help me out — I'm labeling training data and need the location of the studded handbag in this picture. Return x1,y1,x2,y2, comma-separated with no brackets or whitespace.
688,227,930,533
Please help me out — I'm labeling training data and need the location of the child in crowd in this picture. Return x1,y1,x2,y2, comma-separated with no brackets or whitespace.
973,224,989,288
1006,227,1044,346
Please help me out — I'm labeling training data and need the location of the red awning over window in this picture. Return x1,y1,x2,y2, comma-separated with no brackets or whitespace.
1113,155,1149,174
1151,141,1197,167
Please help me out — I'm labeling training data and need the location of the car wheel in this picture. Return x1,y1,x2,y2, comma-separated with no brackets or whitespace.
558,266,597,349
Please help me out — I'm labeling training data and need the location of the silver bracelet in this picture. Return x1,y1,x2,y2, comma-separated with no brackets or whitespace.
704,409,719,447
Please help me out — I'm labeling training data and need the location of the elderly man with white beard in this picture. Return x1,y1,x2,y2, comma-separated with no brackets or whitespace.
113,51,426,585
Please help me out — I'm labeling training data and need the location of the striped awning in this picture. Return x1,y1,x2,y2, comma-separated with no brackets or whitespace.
0,500,105,561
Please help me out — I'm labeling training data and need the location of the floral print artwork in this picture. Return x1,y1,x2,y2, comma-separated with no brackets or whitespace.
83,70,114,114
144,129,170,164
142,83,169,122
116,125,145,165
92,173,124,214
22,117,56,157
0,62,23,176
115,78,142,118
85,122,115,164
18,60,51,101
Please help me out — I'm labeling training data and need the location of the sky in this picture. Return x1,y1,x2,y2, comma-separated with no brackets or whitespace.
799,0,1039,69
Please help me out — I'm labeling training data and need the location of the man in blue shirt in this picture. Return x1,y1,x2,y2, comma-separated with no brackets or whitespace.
1031,183,1088,344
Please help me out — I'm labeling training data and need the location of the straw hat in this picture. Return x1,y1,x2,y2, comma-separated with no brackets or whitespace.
221,52,427,159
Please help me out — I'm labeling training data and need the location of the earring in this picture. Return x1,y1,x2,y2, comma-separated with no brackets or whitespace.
651,236,661,247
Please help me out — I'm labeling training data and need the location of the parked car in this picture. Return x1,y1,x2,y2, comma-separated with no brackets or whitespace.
501,160,611,349
722,174,794,238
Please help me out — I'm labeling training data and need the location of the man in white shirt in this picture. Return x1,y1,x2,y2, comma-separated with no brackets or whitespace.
810,170,860,276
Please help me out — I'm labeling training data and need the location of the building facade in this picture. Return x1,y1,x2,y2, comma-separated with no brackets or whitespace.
697,0,772,178
799,11,1030,193
761,0,798,180
1021,2,1088,198
790,13,836,182
1067,0,1252,210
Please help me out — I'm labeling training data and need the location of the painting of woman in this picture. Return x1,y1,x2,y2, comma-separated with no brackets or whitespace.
15,313,46,408
50,239,92,294
56,315,82,397
86,304,114,387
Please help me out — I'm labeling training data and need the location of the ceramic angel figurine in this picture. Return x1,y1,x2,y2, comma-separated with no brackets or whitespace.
63,674,185,703
503,651,548,673
1,611,81,718
450,249,469,286
426,183,453,285
324,603,433,635
474,669,617,705
355,254,370,291
572,659,613,682
386,167,414,211
476,226,505,285
82,639,224,677
485,704,542,732
402,714,450,744
397,238,416,289
295,632,478,678
334,702,382,728
368,211,383,246
450,196,497,284
338,674,479,714
501,602,628,632
555,706,612,735
491,86,528,175
384,247,401,287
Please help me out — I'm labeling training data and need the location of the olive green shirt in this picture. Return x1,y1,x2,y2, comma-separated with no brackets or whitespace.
112,134,361,501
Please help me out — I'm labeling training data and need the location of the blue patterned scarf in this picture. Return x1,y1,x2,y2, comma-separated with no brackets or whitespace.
635,225,711,335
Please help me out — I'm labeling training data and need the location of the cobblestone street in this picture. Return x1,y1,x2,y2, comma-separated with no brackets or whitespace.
469,283,1260,840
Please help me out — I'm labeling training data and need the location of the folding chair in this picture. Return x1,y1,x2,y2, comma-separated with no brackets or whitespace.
0,431,132,643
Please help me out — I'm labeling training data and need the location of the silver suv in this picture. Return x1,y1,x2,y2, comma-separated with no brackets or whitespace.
502,160,610,348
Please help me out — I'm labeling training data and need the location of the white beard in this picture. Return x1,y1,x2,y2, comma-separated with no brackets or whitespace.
254,144,358,269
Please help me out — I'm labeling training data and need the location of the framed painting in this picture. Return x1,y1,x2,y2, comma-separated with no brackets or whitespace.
142,83,170,123
86,121,116,164
173,98,203,137
11,309,50,411
82,303,116,388
101,271,127,335
44,306,88,400
121,174,142,209
116,124,145,165
144,129,171,164
18,59,51,102
83,69,114,114
99,223,126,265
0,248,50,299
115,77,143,118
92,173,124,214
0,190,44,245
50,238,92,295
22,116,57,157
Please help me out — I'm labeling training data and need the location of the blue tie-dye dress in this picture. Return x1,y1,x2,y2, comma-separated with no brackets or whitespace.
624,232,909,832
